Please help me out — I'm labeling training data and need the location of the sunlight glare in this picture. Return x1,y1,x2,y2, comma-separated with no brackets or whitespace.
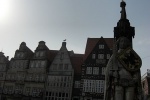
0,0,11,21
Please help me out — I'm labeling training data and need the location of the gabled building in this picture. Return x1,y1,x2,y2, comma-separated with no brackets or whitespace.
80,37,113,100
0,52,9,98
0,38,113,100
45,41,75,100
25,41,50,100
2,42,33,100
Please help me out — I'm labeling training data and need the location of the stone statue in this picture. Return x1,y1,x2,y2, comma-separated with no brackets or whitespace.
104,37,143,100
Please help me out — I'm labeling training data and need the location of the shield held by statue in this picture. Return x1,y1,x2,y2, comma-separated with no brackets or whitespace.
117,47,142,72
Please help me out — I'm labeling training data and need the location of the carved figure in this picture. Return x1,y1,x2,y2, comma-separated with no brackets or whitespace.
104,37,143,100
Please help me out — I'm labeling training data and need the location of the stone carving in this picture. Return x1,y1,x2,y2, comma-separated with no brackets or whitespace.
104,37,143,100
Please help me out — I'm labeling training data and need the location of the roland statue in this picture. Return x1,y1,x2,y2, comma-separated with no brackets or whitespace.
104,37,142,100
104,1,143,100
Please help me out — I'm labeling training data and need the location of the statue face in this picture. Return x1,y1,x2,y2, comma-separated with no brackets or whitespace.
119,37,130,49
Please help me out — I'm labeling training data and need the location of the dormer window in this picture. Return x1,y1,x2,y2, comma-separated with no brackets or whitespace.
99,45,104,49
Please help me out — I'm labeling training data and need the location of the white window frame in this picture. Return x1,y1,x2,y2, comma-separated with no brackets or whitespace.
93,67,99,75
102,67,105,75
74,81,80,88
86,67,92,74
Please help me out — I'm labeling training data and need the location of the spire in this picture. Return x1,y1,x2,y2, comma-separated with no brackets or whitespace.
120,1,126,19
114,1,135,48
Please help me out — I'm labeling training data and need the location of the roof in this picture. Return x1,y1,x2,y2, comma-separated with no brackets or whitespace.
71,54,84,75
84,38,114,61
48,50,58,62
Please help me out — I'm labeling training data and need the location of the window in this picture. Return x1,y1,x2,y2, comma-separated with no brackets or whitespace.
93,67,99,75
7,74,10,80
31,61,34,68
16,53,20,58
107,54,110,59
60,52,64,60
0,73,3,77
7,86,13,94
58,64,63,70
53,64,57,70
92,54,96,59
98,54,104,59
20,53,24,58
41,61,46,67
86,67,92,74
35,62,39,68
64,64,68,70
15,85,23,94
35,74,39,82
35,52,40,57
40,52,44,57
102,67,105,75
17,73,24,81
83,80,105,93
25,87,30,96
74,81,80,88
29,74,33,81
40,75,44,82
99,45,104,49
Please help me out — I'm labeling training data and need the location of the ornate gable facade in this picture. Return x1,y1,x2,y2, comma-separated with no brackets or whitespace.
81,37,113,100
46,41,74,100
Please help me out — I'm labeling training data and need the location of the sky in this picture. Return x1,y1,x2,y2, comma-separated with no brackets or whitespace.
0,0,150,75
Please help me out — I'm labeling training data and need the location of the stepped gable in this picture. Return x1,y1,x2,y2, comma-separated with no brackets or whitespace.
14,42,33,59
35,41,49,50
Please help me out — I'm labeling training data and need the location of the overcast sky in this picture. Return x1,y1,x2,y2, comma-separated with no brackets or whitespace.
0,0,150,75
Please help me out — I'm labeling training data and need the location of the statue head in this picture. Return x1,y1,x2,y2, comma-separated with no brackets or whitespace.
116,36,131,49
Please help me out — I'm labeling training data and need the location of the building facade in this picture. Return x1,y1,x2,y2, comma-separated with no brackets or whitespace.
0,41,84,100
45,42,74,100
80,37,113,100
0,38,113,100
0,52,9,100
